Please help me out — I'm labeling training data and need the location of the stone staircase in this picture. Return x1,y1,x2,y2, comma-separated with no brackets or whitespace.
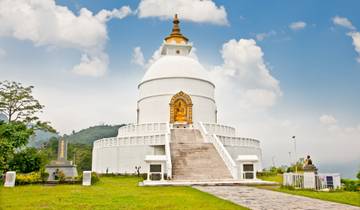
170,128,233,181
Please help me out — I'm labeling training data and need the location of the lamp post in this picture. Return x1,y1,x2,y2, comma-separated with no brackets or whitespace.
288,152,292,167
292,136,297,173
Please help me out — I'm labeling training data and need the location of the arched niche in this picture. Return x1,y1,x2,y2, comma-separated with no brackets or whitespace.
169,91,193,124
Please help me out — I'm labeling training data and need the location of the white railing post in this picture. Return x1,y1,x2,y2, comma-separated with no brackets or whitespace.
164,123,172,179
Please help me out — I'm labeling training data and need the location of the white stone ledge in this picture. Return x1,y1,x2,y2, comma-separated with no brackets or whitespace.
117,123,168,137
217,135,260,148
200,123,236,137
93,134,166,148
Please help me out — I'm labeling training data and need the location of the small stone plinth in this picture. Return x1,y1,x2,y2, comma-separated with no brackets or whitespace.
45,160,78,181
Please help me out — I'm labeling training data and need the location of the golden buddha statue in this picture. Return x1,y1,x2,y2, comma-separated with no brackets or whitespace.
174,100,187,122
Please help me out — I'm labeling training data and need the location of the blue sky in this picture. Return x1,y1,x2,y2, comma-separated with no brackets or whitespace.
0,0,359,177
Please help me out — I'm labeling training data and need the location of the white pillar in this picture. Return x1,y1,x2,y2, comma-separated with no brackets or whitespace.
147,166,150,181
160,163,164,181
303,172,315,189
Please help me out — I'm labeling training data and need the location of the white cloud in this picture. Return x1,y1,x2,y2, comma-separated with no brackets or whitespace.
72,53,109,77
96,6,132,22
332,16,356,30
347,32,360,63
211,39,281,110
320,114,337,125
0,48,6,58
0,0,132,76
255,30,276,41
131,47,145,66
289,21,307,31
331,16,360,63
137,0,228,25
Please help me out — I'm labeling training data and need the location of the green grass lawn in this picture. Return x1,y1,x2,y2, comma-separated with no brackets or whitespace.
0,176,246,210
258,174,283,184
258,175,360,207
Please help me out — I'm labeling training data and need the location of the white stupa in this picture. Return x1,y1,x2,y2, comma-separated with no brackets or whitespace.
92,15,262,181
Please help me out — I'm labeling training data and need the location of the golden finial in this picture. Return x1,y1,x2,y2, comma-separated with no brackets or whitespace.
165,14,189,44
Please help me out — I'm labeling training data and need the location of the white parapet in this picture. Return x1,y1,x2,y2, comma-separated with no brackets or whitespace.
117,123,168,137
198,123,236,137
217,136,260,148
93,134,167,149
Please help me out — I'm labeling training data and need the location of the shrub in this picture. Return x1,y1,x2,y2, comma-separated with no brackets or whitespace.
15,172,41,185
57,170,66,183
40,169,49,182
257,171,277,177
91,172,100,184
341,179,359,191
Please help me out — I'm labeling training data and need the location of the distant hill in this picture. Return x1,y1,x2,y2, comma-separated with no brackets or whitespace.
28,130,59,148
64,124,125,145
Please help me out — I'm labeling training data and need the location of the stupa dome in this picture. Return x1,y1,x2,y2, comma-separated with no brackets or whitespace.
140,55,213,86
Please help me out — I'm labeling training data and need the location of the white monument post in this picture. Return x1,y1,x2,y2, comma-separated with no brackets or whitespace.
82,171,92,186
4,171,16,187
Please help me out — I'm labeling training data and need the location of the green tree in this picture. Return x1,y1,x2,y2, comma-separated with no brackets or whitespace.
0,121,34,172
357,170,360,180
8,147,44,173
0,81,55,173
0,81,43,122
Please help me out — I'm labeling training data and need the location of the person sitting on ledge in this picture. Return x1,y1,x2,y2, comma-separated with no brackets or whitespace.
304,155,313,166
303,155,318,173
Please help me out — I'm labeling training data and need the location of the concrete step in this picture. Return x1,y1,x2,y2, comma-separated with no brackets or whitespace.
170,128,233,181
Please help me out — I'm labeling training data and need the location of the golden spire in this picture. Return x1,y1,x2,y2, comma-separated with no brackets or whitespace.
164,14,189,44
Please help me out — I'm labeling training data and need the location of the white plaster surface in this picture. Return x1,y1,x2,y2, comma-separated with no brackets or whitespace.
92,145,165,174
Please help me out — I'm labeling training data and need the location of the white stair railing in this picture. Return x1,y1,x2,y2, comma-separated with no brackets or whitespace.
198,122,238,179
164,123,172,179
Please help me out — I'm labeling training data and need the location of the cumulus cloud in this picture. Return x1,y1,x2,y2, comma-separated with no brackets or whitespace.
137,0,228,25
332,16,356,30
289,21,307,31
0,0,132,76
72,53,109,77
211,39,281,109
320,114,337,125
131,47,146,66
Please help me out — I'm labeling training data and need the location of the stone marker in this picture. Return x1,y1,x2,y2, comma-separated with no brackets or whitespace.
82,171,91,186
4,171,16,187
